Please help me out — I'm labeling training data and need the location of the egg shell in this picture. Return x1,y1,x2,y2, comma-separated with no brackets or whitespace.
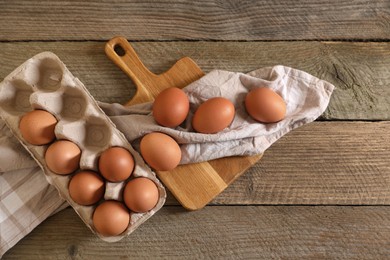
153,87,189,127
0,52,167,242
92,201,130,236
123,177,159,213
19,109,57,145
99,147,134,182
45,140,81,175
69,171,105,206
140,132,181,171
192,97,235,134
245,87,286,123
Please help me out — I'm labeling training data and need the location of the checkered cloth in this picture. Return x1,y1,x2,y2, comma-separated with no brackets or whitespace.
0,120,66,256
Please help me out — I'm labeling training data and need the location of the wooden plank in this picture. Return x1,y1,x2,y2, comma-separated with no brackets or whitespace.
159,121,390,205
0,0,389,41
3,206,390,259
0,41,389,120
205,121,390,205
0,120,388,206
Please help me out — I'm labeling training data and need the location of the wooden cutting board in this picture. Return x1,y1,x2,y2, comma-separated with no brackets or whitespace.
105,36,262,210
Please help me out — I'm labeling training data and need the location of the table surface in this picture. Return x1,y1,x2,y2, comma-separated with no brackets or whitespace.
1,0,390,259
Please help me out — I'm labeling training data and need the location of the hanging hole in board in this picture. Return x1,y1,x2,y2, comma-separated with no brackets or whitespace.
114,44,126,57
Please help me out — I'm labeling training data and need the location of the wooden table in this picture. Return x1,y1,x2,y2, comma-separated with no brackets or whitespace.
2,1,390,258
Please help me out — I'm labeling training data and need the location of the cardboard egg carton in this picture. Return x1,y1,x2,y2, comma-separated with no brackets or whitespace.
0,52,166,242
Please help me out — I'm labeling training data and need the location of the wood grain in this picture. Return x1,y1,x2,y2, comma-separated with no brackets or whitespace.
1,0,389,41
0,41,389,120
216,121,390,205
4,206,390,259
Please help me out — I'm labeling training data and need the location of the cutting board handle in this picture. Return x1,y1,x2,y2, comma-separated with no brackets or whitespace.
105,36,204,106
105,36,157,105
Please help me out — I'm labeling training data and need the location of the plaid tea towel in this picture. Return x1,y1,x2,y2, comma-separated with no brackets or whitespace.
0,120,67,255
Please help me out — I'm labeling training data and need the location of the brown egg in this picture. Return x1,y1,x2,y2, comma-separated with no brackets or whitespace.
192,97,235,134
152,87,189,127
45,140,81,175
140,132,181,171
19,110,57,145
69,171,105,206
98,147,134,182
92,201,130,236
245,87,286,123
123,177,159,213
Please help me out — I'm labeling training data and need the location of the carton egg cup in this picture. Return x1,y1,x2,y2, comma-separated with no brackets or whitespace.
0,52,166,242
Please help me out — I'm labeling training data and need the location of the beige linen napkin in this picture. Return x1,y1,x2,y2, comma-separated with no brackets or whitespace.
0,65,334,256
101,66,334,163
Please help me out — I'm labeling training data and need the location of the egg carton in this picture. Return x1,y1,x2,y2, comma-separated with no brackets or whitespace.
0,52,166,242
